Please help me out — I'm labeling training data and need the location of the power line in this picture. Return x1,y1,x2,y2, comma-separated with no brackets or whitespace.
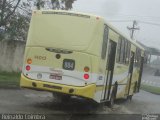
107,20,133,22
138,21,160,26
108,19,160,26
111,14,160,20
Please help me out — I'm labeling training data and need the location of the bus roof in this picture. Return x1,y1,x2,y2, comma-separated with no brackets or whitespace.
33,10,103,21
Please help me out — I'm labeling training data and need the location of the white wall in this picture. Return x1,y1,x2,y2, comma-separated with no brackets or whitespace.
0,40,25,72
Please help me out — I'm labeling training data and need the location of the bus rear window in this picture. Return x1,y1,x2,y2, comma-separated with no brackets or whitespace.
27,13,99,51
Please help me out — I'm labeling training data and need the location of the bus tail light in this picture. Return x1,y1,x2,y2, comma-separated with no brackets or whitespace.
96,17,100,20
27,58,32,64
84,66,90,72
84,74,89,80
26,65,31,71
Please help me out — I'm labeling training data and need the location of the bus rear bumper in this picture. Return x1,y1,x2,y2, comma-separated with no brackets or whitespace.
20,74,96,99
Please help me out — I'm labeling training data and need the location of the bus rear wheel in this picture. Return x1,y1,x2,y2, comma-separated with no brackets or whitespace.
108,93,115,108
127,95,133,101
108,88,117,108
52,93,71,102
134,81,138,93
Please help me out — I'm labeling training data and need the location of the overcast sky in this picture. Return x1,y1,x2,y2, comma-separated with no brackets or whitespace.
72,0,160,49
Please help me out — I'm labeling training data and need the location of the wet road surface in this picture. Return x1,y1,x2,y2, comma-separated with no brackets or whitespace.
142,65,160,87
0,89,160,114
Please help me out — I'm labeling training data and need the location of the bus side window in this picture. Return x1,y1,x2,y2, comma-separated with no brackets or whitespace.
120,38,125,63
124,40,128,64
116,38,131,65
101,25,109,59
126,42,131,64
135,48,141,67
116,37,122,62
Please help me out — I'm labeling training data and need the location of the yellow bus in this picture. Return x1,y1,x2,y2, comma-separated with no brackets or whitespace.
20,10,144,106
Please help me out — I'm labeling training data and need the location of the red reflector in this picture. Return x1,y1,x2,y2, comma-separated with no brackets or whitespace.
84,74,89,79
26,65,31,71
96,17,100,20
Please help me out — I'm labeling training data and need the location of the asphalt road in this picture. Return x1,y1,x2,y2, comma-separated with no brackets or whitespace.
142,65,160,87
0,89,160,120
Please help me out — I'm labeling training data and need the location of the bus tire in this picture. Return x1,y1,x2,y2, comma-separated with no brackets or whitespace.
108,92,115,108
127,95,133,101
108,90,115,108
61,94,71,102
52,93,70,102
108,84,117,108
134,81,137,93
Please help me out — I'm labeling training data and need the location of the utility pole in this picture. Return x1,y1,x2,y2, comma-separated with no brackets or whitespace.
127,20,140,40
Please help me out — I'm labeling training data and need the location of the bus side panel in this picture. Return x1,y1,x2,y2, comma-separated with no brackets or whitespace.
113,63,130,99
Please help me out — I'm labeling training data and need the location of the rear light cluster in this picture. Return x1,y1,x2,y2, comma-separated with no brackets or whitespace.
26,65,31,71
83,66,90,80
84,66,89,72
27,58,32,64
25,58,42,80
26,58,32,71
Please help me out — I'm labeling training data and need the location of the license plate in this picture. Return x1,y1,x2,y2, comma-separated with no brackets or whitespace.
63,59,75,70
50,74,62,80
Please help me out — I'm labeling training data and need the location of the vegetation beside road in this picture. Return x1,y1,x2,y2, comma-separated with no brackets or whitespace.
0,72,20,88
141,84,160,95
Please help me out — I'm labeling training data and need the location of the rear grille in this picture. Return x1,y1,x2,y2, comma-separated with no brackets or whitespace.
43,84,62,90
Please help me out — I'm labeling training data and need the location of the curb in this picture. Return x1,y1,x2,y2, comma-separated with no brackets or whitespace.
0,85,20,89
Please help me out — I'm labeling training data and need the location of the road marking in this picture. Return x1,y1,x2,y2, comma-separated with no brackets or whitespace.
142,80,160,87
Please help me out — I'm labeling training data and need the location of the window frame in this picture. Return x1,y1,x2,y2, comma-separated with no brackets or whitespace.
101,25,109,59
116,37,131,65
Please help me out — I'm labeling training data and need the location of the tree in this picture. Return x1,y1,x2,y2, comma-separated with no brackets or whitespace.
0,0,31,41
35,0,45,10
5,13,30,41
35,0,76,10
63,0,76,10
0,0,21,27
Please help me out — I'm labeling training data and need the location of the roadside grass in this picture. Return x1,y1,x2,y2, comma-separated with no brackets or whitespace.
141,84,160,95
0,71,21,88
